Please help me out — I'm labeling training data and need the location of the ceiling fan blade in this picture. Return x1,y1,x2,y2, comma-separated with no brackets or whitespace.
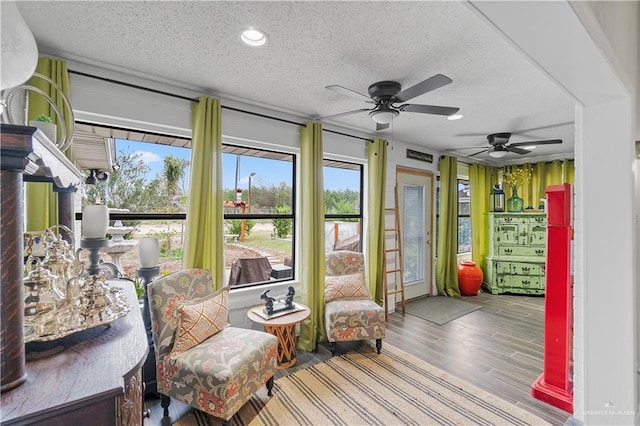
316,108,371,121
325,85,372,103
468,148,490,158
447,145,489,150
510,122,573,135
506,146,531,155
399,104,459,116
509,139,563,147
395,74,453,102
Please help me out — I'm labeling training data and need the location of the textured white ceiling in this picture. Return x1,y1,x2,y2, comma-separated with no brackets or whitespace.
17,1,575,163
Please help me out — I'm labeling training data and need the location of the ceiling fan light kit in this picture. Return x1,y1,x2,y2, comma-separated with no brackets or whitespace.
369,109,399,124
319,74,459,131
459,131,563,158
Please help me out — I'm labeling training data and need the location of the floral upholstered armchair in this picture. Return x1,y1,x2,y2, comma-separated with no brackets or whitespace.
147,269,278,423
324,250,385,355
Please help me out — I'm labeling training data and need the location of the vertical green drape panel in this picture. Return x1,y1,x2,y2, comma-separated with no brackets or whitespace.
435,156,460,297
182,97,224,288
297,122,326,352
468,164,499,275
25,57,71,230
366,138,387,306
502,160,575,208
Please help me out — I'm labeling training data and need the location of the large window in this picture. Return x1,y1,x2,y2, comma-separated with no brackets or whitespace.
457,180,471,253
223,145,295,288
435,177,472,254
83,135,296,288
323,160,363,252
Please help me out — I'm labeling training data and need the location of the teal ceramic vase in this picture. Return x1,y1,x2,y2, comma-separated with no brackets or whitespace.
506,187,524,212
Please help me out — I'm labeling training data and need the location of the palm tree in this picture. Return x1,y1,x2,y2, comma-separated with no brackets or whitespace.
162,156,189,253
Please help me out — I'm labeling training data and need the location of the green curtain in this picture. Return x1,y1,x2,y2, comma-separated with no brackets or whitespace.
25,57,72,230
502,159,575,208
436,155,460,297
366,137,387,305
182,96,225,288
297,122,326,352
468,164,499,273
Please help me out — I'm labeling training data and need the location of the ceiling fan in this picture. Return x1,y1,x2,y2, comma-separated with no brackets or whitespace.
460,132,563,158
318,74,460,131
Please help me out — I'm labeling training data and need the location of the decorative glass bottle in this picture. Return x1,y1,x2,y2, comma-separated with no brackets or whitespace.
506,186,524,212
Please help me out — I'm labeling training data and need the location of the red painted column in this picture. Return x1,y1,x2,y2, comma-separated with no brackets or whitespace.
531,183,573,412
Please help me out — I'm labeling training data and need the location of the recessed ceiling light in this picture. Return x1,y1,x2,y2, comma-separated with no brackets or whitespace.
240,28,268,47
447,114,464,121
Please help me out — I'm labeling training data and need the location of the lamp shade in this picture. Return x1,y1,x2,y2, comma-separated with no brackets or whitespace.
489,150,507,158
138,237,160,268
82,205,109,239
369,109,398,124
0,1,38,91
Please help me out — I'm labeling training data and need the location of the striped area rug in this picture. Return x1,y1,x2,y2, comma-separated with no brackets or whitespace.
174,343,549,426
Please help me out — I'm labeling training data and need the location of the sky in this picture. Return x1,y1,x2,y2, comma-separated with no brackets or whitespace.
115,139,359,191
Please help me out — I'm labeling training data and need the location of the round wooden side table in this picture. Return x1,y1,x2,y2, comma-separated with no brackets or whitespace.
247,303,310,369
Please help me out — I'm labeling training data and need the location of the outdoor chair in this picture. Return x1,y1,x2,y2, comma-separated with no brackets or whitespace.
147,269,278,423
324,250,385,355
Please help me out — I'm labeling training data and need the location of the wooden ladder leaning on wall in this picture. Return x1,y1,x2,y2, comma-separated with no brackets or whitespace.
383,185,406,321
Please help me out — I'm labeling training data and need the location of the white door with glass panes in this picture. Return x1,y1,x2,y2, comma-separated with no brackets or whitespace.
396,167,434,299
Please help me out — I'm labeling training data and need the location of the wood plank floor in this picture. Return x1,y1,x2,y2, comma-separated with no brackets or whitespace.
144,292,571,425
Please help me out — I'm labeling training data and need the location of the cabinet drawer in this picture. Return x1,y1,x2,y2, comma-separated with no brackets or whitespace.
500,275,544,289
495,215,545,226
497,246,545,257
495,216,526,225
495,261,513,274
510,262,544,276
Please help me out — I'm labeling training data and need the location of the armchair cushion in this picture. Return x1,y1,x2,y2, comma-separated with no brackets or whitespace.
325,299,385,342
324,273,371,302
171,286,228,360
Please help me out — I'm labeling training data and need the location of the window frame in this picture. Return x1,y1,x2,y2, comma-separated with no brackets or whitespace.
435,176,472,254
222,143,297,289
323,159,364,252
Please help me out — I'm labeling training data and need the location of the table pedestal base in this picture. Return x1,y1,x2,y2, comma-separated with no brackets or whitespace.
264,324,297,369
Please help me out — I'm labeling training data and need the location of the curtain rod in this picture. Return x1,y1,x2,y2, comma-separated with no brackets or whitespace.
68,69,372,142
439,155,473,166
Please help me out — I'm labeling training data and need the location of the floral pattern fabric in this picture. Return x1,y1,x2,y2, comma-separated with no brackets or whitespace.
325,299,385,342
324,251,386,344
148,269,278,421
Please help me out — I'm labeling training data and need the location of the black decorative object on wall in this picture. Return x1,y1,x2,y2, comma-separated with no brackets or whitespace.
406,149,433,163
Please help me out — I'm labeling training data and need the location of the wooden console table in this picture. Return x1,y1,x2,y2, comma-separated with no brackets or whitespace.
0,282,148,425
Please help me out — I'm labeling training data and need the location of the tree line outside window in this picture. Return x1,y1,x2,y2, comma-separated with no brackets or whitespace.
82,138,362,287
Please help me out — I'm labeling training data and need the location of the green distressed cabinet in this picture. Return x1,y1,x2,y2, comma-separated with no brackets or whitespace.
484,213,546,295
